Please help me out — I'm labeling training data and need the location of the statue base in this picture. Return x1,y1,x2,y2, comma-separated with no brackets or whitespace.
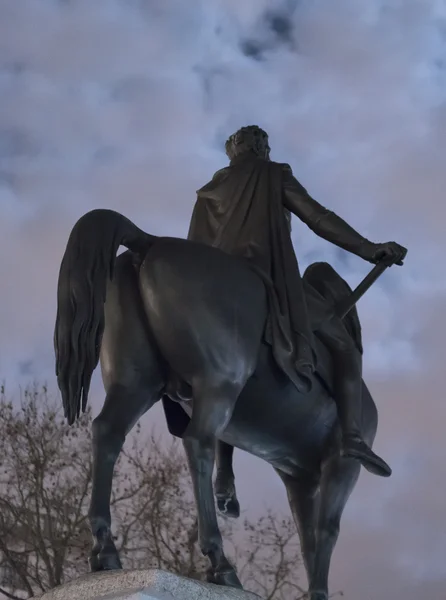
34,569,262,600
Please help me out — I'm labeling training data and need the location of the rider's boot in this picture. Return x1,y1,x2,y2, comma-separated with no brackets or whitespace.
335,348,392,477
341,434,392,477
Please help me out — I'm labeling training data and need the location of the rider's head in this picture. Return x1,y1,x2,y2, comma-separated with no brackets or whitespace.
225,125,270,161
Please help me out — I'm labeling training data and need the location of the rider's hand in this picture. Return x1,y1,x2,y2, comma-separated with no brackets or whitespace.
361,240,407,266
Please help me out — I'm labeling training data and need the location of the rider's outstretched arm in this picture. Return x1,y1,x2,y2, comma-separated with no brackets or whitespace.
281,164,375,260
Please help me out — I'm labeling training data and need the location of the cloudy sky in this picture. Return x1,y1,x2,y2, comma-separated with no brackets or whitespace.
0,0,445,598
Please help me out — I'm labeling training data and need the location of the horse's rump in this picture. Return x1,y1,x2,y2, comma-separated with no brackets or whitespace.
139,237,267,389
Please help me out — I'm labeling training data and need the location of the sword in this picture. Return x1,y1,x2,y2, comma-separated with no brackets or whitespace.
335,260,393,320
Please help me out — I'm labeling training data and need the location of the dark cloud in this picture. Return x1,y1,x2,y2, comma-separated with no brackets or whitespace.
240,39,266,62
264,9,295,45
240,4,298,60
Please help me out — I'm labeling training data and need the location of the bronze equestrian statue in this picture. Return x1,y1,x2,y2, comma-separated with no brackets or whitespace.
54,125,406,600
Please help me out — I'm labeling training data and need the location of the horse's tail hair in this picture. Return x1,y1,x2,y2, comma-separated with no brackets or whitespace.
303,261,363,354
54,209,156,425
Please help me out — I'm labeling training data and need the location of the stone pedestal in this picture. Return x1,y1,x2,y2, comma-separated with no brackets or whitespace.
34,569,262,600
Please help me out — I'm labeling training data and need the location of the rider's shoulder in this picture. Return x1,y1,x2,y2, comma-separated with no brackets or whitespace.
213,166,230,179
276,162,308,193
275,162,294,175
196,167,229,195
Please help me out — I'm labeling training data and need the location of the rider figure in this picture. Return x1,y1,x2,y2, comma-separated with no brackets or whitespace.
187,125,407,478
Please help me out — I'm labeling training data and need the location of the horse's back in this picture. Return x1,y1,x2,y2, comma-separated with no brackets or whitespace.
138,237,267,385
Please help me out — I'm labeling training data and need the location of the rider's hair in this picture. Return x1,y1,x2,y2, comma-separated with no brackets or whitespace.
225,125,270,161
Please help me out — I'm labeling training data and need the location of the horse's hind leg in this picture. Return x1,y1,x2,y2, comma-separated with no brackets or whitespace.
140,244,267,585
88,383,160,571
215,441,240,519
183,380,247,588
88,252,164,571
308,457,360,600
276,469,319,593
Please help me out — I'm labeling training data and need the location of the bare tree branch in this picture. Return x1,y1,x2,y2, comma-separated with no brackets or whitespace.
0,586,24,600
0,385,307,599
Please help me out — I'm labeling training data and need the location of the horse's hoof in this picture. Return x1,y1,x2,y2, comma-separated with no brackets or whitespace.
88,554,102,573
308,591,328,600
207,567,242,589
100,552,123,571
89,551,122,572
216,493,240,519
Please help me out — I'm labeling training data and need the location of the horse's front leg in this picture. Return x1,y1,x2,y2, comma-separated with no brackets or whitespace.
309,456,360,600
88,383,158,571
183,383,242,588
276,468,320,592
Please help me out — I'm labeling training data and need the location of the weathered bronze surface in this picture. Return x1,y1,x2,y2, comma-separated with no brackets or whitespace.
54,126,406,600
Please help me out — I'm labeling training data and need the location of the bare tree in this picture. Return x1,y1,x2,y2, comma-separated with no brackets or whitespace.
0,385,305,599
234,513,306,600
114,428,305,600
0,385,93,599
113,426,209,579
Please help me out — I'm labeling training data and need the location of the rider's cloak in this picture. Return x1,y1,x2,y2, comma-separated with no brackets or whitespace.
187,153,317,390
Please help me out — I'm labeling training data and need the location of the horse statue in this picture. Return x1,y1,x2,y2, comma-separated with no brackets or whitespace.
54,208,396,600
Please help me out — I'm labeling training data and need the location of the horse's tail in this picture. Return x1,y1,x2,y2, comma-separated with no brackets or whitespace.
303,261,363,354
54,209,156,425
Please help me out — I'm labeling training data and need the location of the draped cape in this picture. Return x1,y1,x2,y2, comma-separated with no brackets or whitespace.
188,154,317,390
